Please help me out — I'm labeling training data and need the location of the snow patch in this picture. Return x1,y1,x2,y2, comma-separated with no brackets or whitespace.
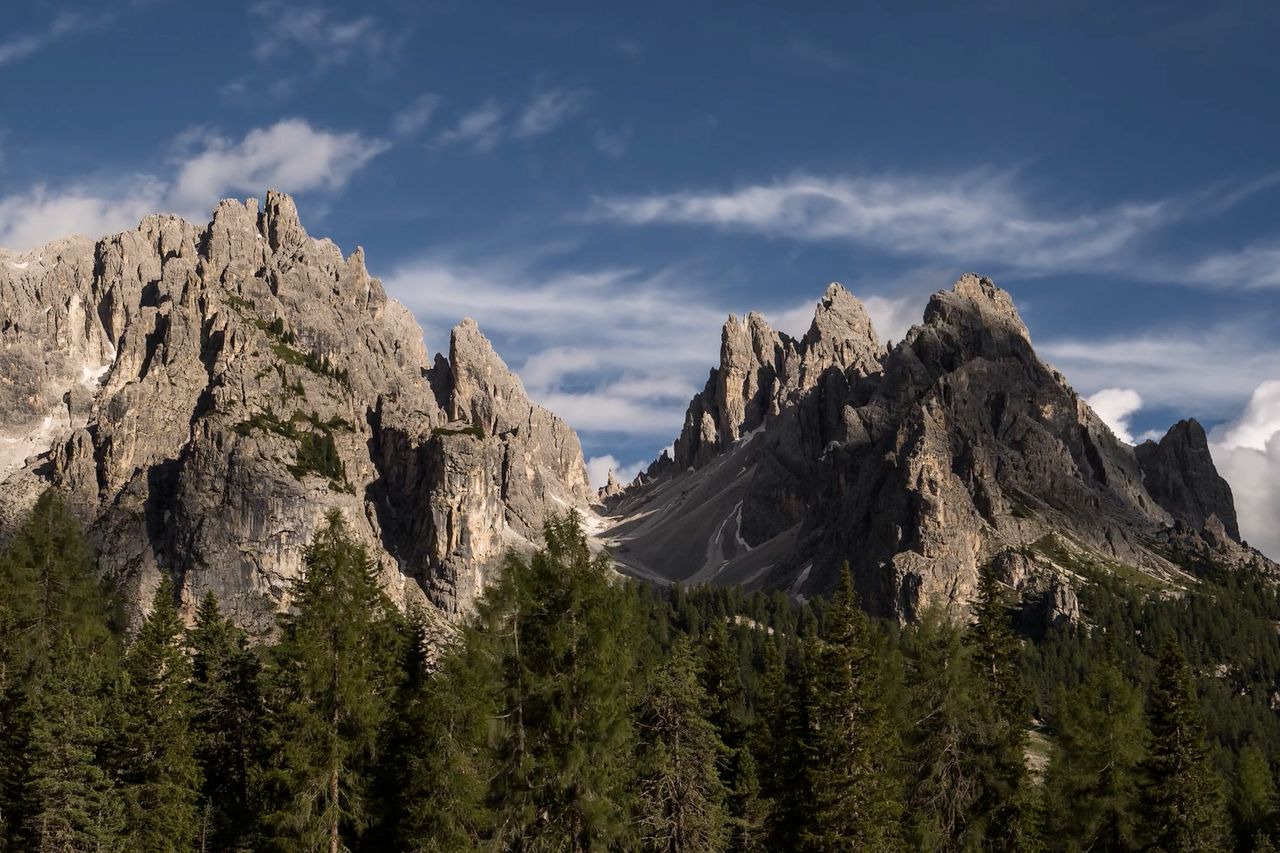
6,261,29,270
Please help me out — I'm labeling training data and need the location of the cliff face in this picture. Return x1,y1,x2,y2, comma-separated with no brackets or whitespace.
0,192,589,630
604,274,1270,619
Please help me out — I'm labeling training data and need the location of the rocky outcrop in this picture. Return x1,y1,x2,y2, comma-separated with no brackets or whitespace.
1136,419,1241,542
0,191,589,630
604,273,1271,620
671,283,883,470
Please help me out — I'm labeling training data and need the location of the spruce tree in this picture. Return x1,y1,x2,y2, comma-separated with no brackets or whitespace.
1140,639,1229,852
264,510,402,852
481,511,639,851
801,565,903,851
1043,655,1146,851
634,637,729,852
116,576,201,852
188,591,264,852
755,638,810,850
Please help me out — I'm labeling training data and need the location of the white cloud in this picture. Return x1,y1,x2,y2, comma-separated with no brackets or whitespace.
392,93,441,137
586,454,647,489
169,119,388,212
1208,381,1280,559
0,11,104,67
516,87,589,138
0,119,386,251
1085,388,1144,444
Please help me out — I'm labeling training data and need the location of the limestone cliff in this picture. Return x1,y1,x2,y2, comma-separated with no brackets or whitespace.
0,192,589,630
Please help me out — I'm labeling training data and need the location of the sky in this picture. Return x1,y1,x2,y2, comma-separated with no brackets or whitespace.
1,1,1278,555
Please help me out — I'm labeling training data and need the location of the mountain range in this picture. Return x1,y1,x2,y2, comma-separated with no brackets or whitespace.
1,192,1270,630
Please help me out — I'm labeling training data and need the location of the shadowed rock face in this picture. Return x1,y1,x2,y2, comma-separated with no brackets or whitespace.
605,274,1271,620
0,191,589,631
1135,419,1241,542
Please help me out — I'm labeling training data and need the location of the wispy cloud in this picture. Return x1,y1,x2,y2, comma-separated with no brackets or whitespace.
776,36,849,71
0,119,387,251
595,169,1280,287
596,170,1174,274
1040,323,1280,418
392,93,442,138
434,100,507,152
434,86,589,152
592,126,631,159
0,11,106,67
249,2,387,68
515,87,589,138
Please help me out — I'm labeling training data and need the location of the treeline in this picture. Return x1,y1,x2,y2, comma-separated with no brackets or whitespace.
1,492,1278,851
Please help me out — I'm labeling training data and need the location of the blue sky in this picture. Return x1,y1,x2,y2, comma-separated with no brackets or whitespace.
2,1,1279,553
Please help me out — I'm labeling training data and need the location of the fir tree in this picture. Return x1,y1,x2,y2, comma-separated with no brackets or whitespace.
724,747,766,853
188,591,264,852
116,576,202,852
17,631,123,853
481,511,639,851
801,565,904,851
0,492,121,852
903,609,985,850
263,510,402,852
1140,639,1229,852
378,608,493,852
634,637,729,852
1043,655,1146,851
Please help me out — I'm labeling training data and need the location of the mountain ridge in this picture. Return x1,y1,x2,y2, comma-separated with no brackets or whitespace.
602,273,1271,620
1,193,1270,632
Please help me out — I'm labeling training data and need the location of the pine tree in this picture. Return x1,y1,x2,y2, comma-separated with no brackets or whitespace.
801,565,904,851
1043,655,1146,851
481,511,639,851
263,510,402,852
1140,639,1229,852
634,637,729,852
188,591,264,852
967,564,1039,850
116,576,202,852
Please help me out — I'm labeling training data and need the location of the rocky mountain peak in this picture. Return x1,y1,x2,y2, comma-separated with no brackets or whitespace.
1136,418,1241,542
0,191,591,630
605,272,1270,623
